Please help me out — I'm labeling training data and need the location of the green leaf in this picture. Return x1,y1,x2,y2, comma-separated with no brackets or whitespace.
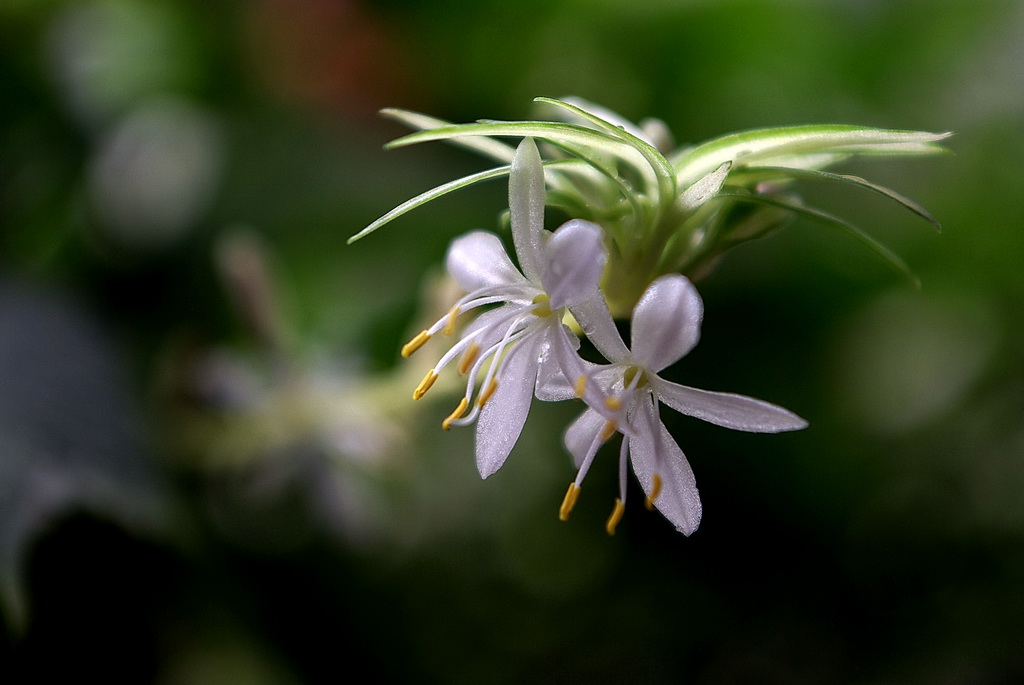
386,120,654,182
675,125,952,186
718,191,921,286
544,155,648,231
349,164,511,243
348,159,601,243
678,161,732,211
736,165,942,231
381,108,517,163
534,97,677,201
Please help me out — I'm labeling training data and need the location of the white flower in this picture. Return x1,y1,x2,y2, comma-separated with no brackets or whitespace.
561,274,808,536
401,138,608,478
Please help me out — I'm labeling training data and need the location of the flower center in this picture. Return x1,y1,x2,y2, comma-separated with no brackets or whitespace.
623,365,648,389
531,293,553,318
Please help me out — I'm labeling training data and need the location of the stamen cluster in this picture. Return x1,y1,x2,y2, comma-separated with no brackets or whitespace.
360,98,949,536
402,138,806,535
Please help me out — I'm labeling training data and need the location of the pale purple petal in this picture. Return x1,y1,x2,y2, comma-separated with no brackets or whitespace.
534,358,576,401
564,408,606,469
541,220,606,309
548,321,587,388
630,274,703,372
475,335,542,478
534,325,585,401
655,379,808,433
446,231,529,292
628,394,702,535
592,365,628,392
509,138,545,283
568,293,629,363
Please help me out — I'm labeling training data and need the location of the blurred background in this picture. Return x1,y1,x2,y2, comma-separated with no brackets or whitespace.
1,0,1022,682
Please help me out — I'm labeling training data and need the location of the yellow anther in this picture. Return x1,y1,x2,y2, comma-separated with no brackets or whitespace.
458,342,481,375
478,377,499,407
402,330,431,358
605,498,626,535
604,396,622,412
412,370,438,400
599,420,618,442
644,473,663,511
442,398,469,430
559,483,581,521
443,307,461,335
574,375,587,398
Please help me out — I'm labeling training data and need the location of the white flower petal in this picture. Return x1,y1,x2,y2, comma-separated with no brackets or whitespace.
446,231,529,292
593,365,628,391
534,325,584,401
569,294,630,363
628,394,702,536
535,361,574,402
475,335,542,478
459,304,522,349
541,219,606,309
509,138,546,283
564,408,606,469
655,379,808,433
630,274,703,372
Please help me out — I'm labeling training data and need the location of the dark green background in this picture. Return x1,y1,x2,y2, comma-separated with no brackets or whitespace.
2,1,1022,682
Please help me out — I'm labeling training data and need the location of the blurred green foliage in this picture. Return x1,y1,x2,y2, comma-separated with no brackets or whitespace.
2,0,1023,683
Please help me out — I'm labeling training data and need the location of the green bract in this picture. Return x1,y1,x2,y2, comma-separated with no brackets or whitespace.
351,97,951,317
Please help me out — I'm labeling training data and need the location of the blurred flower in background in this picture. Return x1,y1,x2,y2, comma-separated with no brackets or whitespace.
2,0,1023,683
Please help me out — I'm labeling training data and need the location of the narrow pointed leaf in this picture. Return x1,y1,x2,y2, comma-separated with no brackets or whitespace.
545,152,647,227
348,164,511,243
551,96,654,143
674,125,952,186
535,97,676,200
388,119,657,225
386,121,652,179
381,108,517,163
719,191,921,286
737,165,941,231
678,161,732,210
349,159,589,243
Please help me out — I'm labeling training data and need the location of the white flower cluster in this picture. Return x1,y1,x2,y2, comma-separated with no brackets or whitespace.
402,138,806,535
361,97,949,536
